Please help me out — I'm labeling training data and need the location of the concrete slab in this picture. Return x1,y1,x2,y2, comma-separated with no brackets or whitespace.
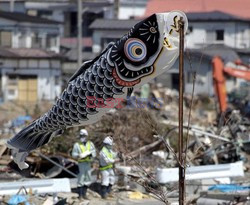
0,178,71,195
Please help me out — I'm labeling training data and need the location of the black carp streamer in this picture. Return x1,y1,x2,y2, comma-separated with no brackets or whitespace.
7,11,188,169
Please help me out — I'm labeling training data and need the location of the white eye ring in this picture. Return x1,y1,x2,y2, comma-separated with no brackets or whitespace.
124,38,147,62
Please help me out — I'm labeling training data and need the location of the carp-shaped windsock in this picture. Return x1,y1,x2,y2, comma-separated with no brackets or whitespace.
7,11,188,169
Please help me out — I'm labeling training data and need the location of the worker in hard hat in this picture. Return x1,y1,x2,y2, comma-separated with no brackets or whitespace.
99,136,117,199
72,129,96,200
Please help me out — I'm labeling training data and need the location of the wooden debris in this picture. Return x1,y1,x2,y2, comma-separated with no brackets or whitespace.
125,139,162,159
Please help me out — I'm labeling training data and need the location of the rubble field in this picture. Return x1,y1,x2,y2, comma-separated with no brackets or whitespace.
0,87,249,204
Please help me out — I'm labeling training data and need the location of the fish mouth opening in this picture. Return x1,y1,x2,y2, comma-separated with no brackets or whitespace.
118,65,154,80
112,65,154,87
112,69,141,87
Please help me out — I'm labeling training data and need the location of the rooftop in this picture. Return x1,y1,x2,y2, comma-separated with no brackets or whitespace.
90,10,250,30
0,47,63,59
25,0,112,12
60,37,93,49
186,11,250,22
145,0,250,19
64,49,97,62
0,10,61,24
89,19,140,30
190,44,240,63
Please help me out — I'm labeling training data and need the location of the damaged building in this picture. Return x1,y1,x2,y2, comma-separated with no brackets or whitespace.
0,11,63,103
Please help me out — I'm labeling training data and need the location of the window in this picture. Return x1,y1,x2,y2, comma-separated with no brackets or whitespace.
206,30,224,43
37,10,53,19
32,33,43,48
0,74,2,98
8,89,15,95
216,30,224,41
18,33,27,48
51,60,60,68
70,12,77,37
55,76,60,86
27,9,37,16
187,26,193,34
206,30,215,42
19,60,28,68
0,31,12,47
39,60,49,68
28,60,38,68
8,75,18,85
46,35,57,48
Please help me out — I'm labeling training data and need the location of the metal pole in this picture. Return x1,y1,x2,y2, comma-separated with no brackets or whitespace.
178,19,185,205
114,0,120,19
77,0,82,68
38,152,78,178
10,0,15,12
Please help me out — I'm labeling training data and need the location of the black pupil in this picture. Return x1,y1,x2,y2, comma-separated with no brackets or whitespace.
135,48,142,55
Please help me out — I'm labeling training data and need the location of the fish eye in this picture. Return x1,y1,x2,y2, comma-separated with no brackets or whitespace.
124,38,147,62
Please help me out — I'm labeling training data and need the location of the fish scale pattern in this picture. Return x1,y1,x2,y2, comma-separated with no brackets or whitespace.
33,49,125,132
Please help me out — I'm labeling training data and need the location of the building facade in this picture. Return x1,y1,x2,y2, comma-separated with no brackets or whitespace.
0,11,62,53
89,12,250,96
0,48,62,103
186,11,250,50
118,0,148,19
0,11,63,103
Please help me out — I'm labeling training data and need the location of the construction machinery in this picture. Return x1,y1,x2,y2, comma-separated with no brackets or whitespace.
212,56,250,114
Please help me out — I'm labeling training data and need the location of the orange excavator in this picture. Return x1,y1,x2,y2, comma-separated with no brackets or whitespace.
212,56,250,114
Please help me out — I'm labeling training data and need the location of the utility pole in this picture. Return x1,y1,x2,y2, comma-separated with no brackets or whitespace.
114,0,119,19
77,0,82,68
10,0,15,12
178,19,185,205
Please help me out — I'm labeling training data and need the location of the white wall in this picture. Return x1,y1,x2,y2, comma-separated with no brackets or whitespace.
186,25,207,48
186,21,250,49
1,75,8,101
50,36,60,53
155,56,214,96
0,2,26,13
118,6,146,19
235,23,250,48
12,32,19,48
37,67,61,100
1,58,62,102
0,17,61,52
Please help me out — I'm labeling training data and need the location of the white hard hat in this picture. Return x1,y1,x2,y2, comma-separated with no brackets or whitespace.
103,136,113,146
80,129,88,136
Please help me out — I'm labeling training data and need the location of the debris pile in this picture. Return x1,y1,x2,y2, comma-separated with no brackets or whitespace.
0,85,249,204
